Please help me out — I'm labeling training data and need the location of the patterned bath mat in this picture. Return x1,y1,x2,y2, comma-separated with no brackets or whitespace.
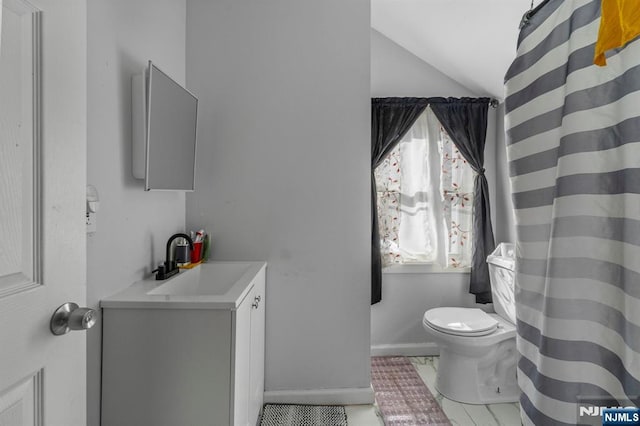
260,404,348,426
371,356,451,425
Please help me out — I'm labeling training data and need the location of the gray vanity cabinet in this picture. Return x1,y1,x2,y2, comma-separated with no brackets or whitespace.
101,264,266,426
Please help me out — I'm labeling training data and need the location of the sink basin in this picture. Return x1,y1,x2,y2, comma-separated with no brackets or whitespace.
147,262,251,296
100,261,266,310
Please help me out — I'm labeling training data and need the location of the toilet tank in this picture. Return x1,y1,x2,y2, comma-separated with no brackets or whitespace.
487,243,516,325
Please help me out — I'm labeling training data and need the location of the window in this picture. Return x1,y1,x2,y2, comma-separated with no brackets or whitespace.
374,107,474,269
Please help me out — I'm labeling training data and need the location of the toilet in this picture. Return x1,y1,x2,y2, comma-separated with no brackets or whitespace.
422,243,519,404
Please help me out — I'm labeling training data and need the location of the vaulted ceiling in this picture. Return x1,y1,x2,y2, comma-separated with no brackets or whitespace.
371,0,536,100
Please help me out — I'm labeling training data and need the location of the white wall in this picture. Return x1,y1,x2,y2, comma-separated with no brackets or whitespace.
86,1,186,424
370,30,507,351
186,0,371,398
371,29,476,98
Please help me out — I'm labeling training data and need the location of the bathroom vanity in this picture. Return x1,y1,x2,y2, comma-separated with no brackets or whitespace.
100,261,266,426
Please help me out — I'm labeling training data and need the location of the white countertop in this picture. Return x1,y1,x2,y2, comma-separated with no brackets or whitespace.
100,261,267,310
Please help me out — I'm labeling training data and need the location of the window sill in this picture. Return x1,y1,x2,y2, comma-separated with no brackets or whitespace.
382,263,471,274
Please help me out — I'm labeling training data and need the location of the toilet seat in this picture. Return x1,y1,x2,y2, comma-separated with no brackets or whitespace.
423,307,498,337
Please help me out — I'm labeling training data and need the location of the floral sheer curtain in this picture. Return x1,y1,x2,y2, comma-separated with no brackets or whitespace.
374,107,474,269
438,121,474,268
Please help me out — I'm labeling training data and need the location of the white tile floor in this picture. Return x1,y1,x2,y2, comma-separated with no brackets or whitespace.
345,356,522,426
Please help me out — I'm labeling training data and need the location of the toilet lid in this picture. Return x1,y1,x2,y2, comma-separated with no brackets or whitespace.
424,307,498,336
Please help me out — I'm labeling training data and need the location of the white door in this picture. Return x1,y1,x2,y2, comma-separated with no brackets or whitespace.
0,0,87,425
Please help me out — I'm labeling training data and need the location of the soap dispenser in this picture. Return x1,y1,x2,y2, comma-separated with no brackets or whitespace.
175,237,190,266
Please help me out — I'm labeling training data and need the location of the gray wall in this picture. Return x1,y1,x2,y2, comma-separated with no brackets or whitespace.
370,30,508,350
186,0,371,394
86,1,187,424
494,103,516,244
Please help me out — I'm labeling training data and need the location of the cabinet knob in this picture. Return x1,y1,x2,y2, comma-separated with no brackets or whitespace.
252,295,261,309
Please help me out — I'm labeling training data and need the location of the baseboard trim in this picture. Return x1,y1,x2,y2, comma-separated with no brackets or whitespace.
263,386,375,405
370,343,439,357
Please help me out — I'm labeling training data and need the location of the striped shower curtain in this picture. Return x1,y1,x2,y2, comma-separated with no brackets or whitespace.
505,1,640,425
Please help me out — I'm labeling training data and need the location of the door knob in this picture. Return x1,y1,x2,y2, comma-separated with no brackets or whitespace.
50,302,97,335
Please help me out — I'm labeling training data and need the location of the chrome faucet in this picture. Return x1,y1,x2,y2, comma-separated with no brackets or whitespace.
154,233,194,280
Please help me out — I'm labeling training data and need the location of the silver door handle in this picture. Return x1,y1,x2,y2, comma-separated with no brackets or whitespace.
50,302,97,335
